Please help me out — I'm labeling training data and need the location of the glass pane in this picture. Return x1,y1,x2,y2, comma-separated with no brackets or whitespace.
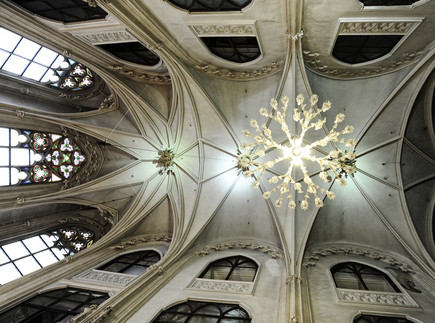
51,55,67,69
2,55,29,75
23,236,47,253
10,168,21,185
41,234,58,247
0,127,9,146
52,247,67,260
10,129,27,146
3,241,29,260
228,267,256,281
14,38,41,60
0,28,21,51
0,249,9,264
202,266,231,280
34,250,58,266
33,47,58,66
0,49,9,67
23,62,48,81
15,256,41,275
10,148,30,166
0,148,9,165
0,168,9,186
122,265,147,275
0,263,21,284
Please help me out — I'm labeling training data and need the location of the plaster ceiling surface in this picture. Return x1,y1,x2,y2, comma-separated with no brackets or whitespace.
0,0,435,311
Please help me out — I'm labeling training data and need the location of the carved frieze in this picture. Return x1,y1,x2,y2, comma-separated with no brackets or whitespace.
188,278,253,294
110,234,172,250
337,289,418,307
190,24,256,37
74,269,136,286
110,65,171,84
339,22,415,34
73,30,135,45
195,240,283,259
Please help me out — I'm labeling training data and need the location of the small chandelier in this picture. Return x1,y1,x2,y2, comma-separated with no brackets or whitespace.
241,94,356,210
156,149,175,175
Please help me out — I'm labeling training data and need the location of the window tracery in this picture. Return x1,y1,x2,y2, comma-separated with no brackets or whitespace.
0,27,94,91
201,36,261,63
0,227,94,285
0,287,109,322
331,262,400,292
0,127,86,186
153,301,251,322
98,250,161,275
199,255,258,282
167,0,252,12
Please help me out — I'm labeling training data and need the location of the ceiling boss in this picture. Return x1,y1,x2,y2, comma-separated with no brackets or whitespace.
239,94,357,210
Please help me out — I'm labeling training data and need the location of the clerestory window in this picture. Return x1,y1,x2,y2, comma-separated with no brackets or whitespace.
354,314,415,323
201,36,261,63
97,42,160,66
98,250,161,275
0,127,86,186
199,255,258,282
331,262,400,293
359,0,420,6
167,0,252,12
0,27,94,90
0,287,109,322
153,300,251,322
0,227,94,285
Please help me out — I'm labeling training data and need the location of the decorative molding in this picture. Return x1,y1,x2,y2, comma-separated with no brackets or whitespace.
68,304,98,323
110,234,172,250
73,269,136,286
82,0,97,7
303,246,415,274
188,278,254,294
289,30,304,41
285,275,302,284
16,197,25,204
110,65,171,84
189,24,256,37
304,51,424,78
97,94,116,111
195,240,283,259
73,30,135,45
195,60,285,81
15,110,25,118
337,288,418,307
339,22,416,34
148,264,164,275
20,87,30,95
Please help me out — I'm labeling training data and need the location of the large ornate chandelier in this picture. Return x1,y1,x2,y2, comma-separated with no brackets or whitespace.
239,94,356,210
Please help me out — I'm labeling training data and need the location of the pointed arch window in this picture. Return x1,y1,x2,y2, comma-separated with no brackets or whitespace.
331,262,400,293
0,127,86,186
153,301,251,322
98,250,161,275
167,0,252,12
0,27,94,90
0,287,109,322
0,227,94,285
199,255,258,282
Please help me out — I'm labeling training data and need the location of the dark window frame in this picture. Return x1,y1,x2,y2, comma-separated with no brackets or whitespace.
167,0,252,12
354,314,415,323
359,0,420,6
199,255,258,282
331,262,401,292
201,36,261,63
98,250,161,275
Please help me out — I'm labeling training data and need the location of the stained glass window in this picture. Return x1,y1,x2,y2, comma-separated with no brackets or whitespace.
199,255,258,282
153,301,251,322
0,287,109,322
0,27,94,91
0,127,86,186
0,227,94,285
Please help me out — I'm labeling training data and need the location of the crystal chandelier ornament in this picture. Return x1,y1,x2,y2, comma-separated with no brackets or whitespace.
241,94,356,210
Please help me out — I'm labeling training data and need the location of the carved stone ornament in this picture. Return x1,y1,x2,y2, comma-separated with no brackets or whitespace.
58,79,105,101
339,22,416,34
195,240,283,259
74,269,136,286
15,110,25,118
110,65,171,84
20,87,30,95
303,246,415,274
98,94,116,111
110,234,172,250
67,304,98,323
73,30,135,45
304,51,424,78
195,60,285,81
148,264,164,275
16,197,25,204
188,278,254,294
285,275,302,284
337,288,418,307
190,24,255,37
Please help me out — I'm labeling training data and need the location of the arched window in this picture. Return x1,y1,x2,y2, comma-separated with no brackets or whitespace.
0,227,94,285
97,42,160,66
359,0,420,6
9,0,108,23
199,255,258,282
332,35,403,64
98,250,161,275
167,0,252,12
153,300,251,322
0,127,86,186
331,262,400,293
0,27,95,90
354,314,415,323
201,37,261,63
0,287,109,322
